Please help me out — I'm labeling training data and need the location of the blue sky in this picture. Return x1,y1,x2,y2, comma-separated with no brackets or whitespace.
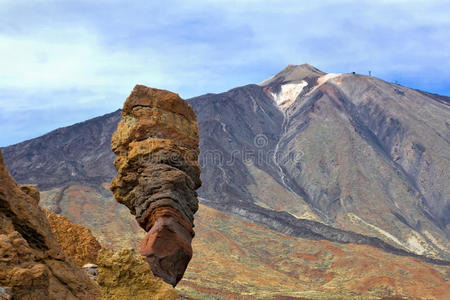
1,0,449,146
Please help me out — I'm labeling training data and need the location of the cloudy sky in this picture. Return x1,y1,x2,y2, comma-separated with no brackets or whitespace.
1,0,449,146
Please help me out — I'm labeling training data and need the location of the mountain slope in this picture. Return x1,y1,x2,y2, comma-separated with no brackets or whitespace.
179,204,450,299
2,64,450,263
259,69,450,258
2,110,120,189
36,186,450,299
189,64,450,260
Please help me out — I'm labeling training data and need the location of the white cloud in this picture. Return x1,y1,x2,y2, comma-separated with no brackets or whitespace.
0,0,449,145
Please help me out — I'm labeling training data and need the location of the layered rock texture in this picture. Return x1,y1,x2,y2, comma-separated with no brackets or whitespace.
0,150,100,299
2,64,450,298
110,85,201,286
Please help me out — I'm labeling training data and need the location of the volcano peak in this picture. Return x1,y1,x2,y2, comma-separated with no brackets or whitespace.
260,63,325,86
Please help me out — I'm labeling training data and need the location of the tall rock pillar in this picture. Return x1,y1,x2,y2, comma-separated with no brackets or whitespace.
110,85,201,286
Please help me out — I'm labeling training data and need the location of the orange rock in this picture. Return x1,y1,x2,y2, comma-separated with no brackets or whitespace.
122,85,197,121
111,85,199,154
111,85,201,286
45,210,101,267
0,150,100,299
96,248,179,300
43,207,180,299
19,185,40,204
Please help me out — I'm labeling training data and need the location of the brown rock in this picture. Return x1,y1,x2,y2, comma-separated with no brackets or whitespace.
19,185,40,204
0,287,12,300
0,150,101,299
140,206,194,286
111,85,199,154
110,85,201,286
121,85,196,121
44,208,180,299
96,248,179,300
45,210,102,267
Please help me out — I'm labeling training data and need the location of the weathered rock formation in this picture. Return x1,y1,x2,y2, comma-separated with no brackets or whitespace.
45,209,180,299
0,150,100,299
45,210,101,267
110,85,201,286
96,248,180,300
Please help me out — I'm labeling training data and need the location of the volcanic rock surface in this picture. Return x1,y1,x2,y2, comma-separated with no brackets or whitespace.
96,248,180,300
45,210,180,299
45,210,101,267
190,64,450,260
110,85,201,286
0,150,100,299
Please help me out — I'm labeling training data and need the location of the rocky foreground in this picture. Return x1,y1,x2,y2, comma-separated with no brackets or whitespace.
0,150,100,299
46,209,179,300
0,85,200,299
34,185,450,299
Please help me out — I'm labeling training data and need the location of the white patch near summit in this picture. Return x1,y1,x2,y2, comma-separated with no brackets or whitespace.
304,73,343,97
271,81,308,109
317,73,342,85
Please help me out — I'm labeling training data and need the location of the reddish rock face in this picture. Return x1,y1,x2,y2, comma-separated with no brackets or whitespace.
140,206,194,286
110,85,201,286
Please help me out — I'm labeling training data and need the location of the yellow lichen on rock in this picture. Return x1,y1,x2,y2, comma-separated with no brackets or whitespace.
96,248,180,300
45,209,180,299
45,210,102,267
